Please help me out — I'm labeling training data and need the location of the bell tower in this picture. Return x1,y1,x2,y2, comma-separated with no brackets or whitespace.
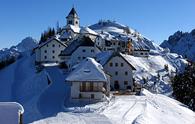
66,7,80,27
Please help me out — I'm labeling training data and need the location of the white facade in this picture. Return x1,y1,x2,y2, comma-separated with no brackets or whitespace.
70,82,105,100
103,55,135,90
67,46,101,68
35,39,66,63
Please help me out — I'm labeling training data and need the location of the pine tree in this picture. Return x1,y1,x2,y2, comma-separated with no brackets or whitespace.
39,27,56,44
172,63,195,111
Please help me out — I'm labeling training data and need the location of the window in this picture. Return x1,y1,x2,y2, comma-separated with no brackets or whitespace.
82,49,86,52
124,81,128,85
105,40,112,46
91,49,94,53
52,50,55,53
91,94,94,99
113,42,116,45
80,83,85,92
47,44,49,47
115,63,118,67
68,20,73,24
79,93,82,98
75,21,78,24
44,56,47,59
52,56,55,59
59,45,61,47
86,82,90,91
44,50,47,53
109,62,113,67
121,63,124,67
125,71,128,75
90,83,93,91
115,71,118,75
141,53,143,55
52,44,55,47
145,53,148,55
83,57,86,59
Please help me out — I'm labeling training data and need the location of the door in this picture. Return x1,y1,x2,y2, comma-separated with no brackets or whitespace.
114,81,120,90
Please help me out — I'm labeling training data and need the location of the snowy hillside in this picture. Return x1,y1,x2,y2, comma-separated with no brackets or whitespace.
91,20,187,94
0,20,192,124
89,20,163,51
0,37,37,61
160,30,195,61
32,89,195,124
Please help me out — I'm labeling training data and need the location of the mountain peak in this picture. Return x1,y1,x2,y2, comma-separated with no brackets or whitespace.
160,29,195,61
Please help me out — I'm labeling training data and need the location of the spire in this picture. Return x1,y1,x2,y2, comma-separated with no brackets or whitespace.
66,7,78,18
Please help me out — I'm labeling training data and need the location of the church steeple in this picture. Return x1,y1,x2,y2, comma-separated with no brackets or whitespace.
66,7,80,27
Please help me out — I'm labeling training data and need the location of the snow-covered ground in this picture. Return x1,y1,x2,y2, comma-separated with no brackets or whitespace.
0,21,193,124
31,89,195,124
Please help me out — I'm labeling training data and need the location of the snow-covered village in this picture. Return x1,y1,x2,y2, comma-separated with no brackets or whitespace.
0,1,195,124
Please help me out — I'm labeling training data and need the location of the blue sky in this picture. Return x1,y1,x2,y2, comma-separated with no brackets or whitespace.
0,0,195,49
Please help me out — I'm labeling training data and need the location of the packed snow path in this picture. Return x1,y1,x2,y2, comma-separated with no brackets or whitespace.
37,66,71,117
101,96,146,124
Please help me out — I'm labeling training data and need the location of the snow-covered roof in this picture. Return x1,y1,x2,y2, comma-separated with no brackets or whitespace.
80,27,98,35
60,32,72,39
59,36,95,56
96,52,136,70
0,102,24,124
66,58,108,82
36,36,67,49
69,25,80,33
95,51,113,66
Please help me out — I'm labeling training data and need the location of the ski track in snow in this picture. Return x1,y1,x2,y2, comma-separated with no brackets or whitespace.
101,96,147,124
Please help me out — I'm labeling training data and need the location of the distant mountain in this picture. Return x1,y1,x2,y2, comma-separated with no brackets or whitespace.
0,37,37,61
160,29,195,61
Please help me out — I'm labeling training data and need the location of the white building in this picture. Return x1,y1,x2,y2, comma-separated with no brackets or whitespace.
59,36,101,68
0,102,24,124
35,37,67,64
96,52,136,91
65,58,110,100
95,35,134,54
